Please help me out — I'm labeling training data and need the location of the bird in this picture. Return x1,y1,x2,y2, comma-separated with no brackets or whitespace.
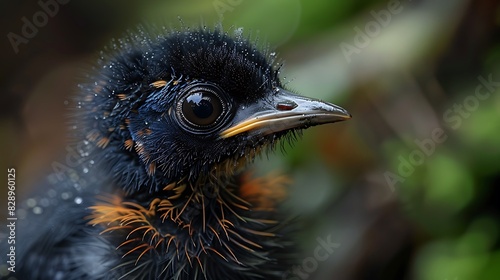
2,26,350,280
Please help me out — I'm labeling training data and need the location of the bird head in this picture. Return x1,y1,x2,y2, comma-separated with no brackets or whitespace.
78,28,350,195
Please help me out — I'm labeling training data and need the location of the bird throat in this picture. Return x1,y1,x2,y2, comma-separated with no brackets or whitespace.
88,169,290,273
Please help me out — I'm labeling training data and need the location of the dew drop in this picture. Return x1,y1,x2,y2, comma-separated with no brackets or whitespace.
74,197,83,204
33,206,43,215
234,27,244,38
26,198,37,208
61,192,71,200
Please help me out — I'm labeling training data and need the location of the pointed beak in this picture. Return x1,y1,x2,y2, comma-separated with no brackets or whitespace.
220,88,351,138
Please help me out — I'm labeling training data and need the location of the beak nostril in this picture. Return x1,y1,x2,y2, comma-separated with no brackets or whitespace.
276,101,297,111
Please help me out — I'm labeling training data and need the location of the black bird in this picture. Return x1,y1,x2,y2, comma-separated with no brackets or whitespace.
2,26,350,279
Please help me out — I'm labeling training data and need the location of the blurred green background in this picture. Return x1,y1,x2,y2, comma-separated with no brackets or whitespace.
1,0,499,279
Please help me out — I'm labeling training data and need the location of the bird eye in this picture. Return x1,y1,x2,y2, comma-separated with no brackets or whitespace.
177,83,230,132
182,91,222,126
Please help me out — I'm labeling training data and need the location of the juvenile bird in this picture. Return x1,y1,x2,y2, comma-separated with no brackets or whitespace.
4,26,350,279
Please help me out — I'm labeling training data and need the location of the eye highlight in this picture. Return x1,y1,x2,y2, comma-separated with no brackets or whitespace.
176,82,231,133
183,91,222,126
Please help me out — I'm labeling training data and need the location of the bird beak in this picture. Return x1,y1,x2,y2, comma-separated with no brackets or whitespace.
220,88,351,138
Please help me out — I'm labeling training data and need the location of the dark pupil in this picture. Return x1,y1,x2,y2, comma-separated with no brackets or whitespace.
188,94,213,119
182,91,222,126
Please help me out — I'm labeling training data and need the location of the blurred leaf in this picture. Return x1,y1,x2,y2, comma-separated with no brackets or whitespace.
423,153,474,212
414,239,489,280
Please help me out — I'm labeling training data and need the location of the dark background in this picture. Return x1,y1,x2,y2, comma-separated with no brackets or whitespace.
1,0,499,279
